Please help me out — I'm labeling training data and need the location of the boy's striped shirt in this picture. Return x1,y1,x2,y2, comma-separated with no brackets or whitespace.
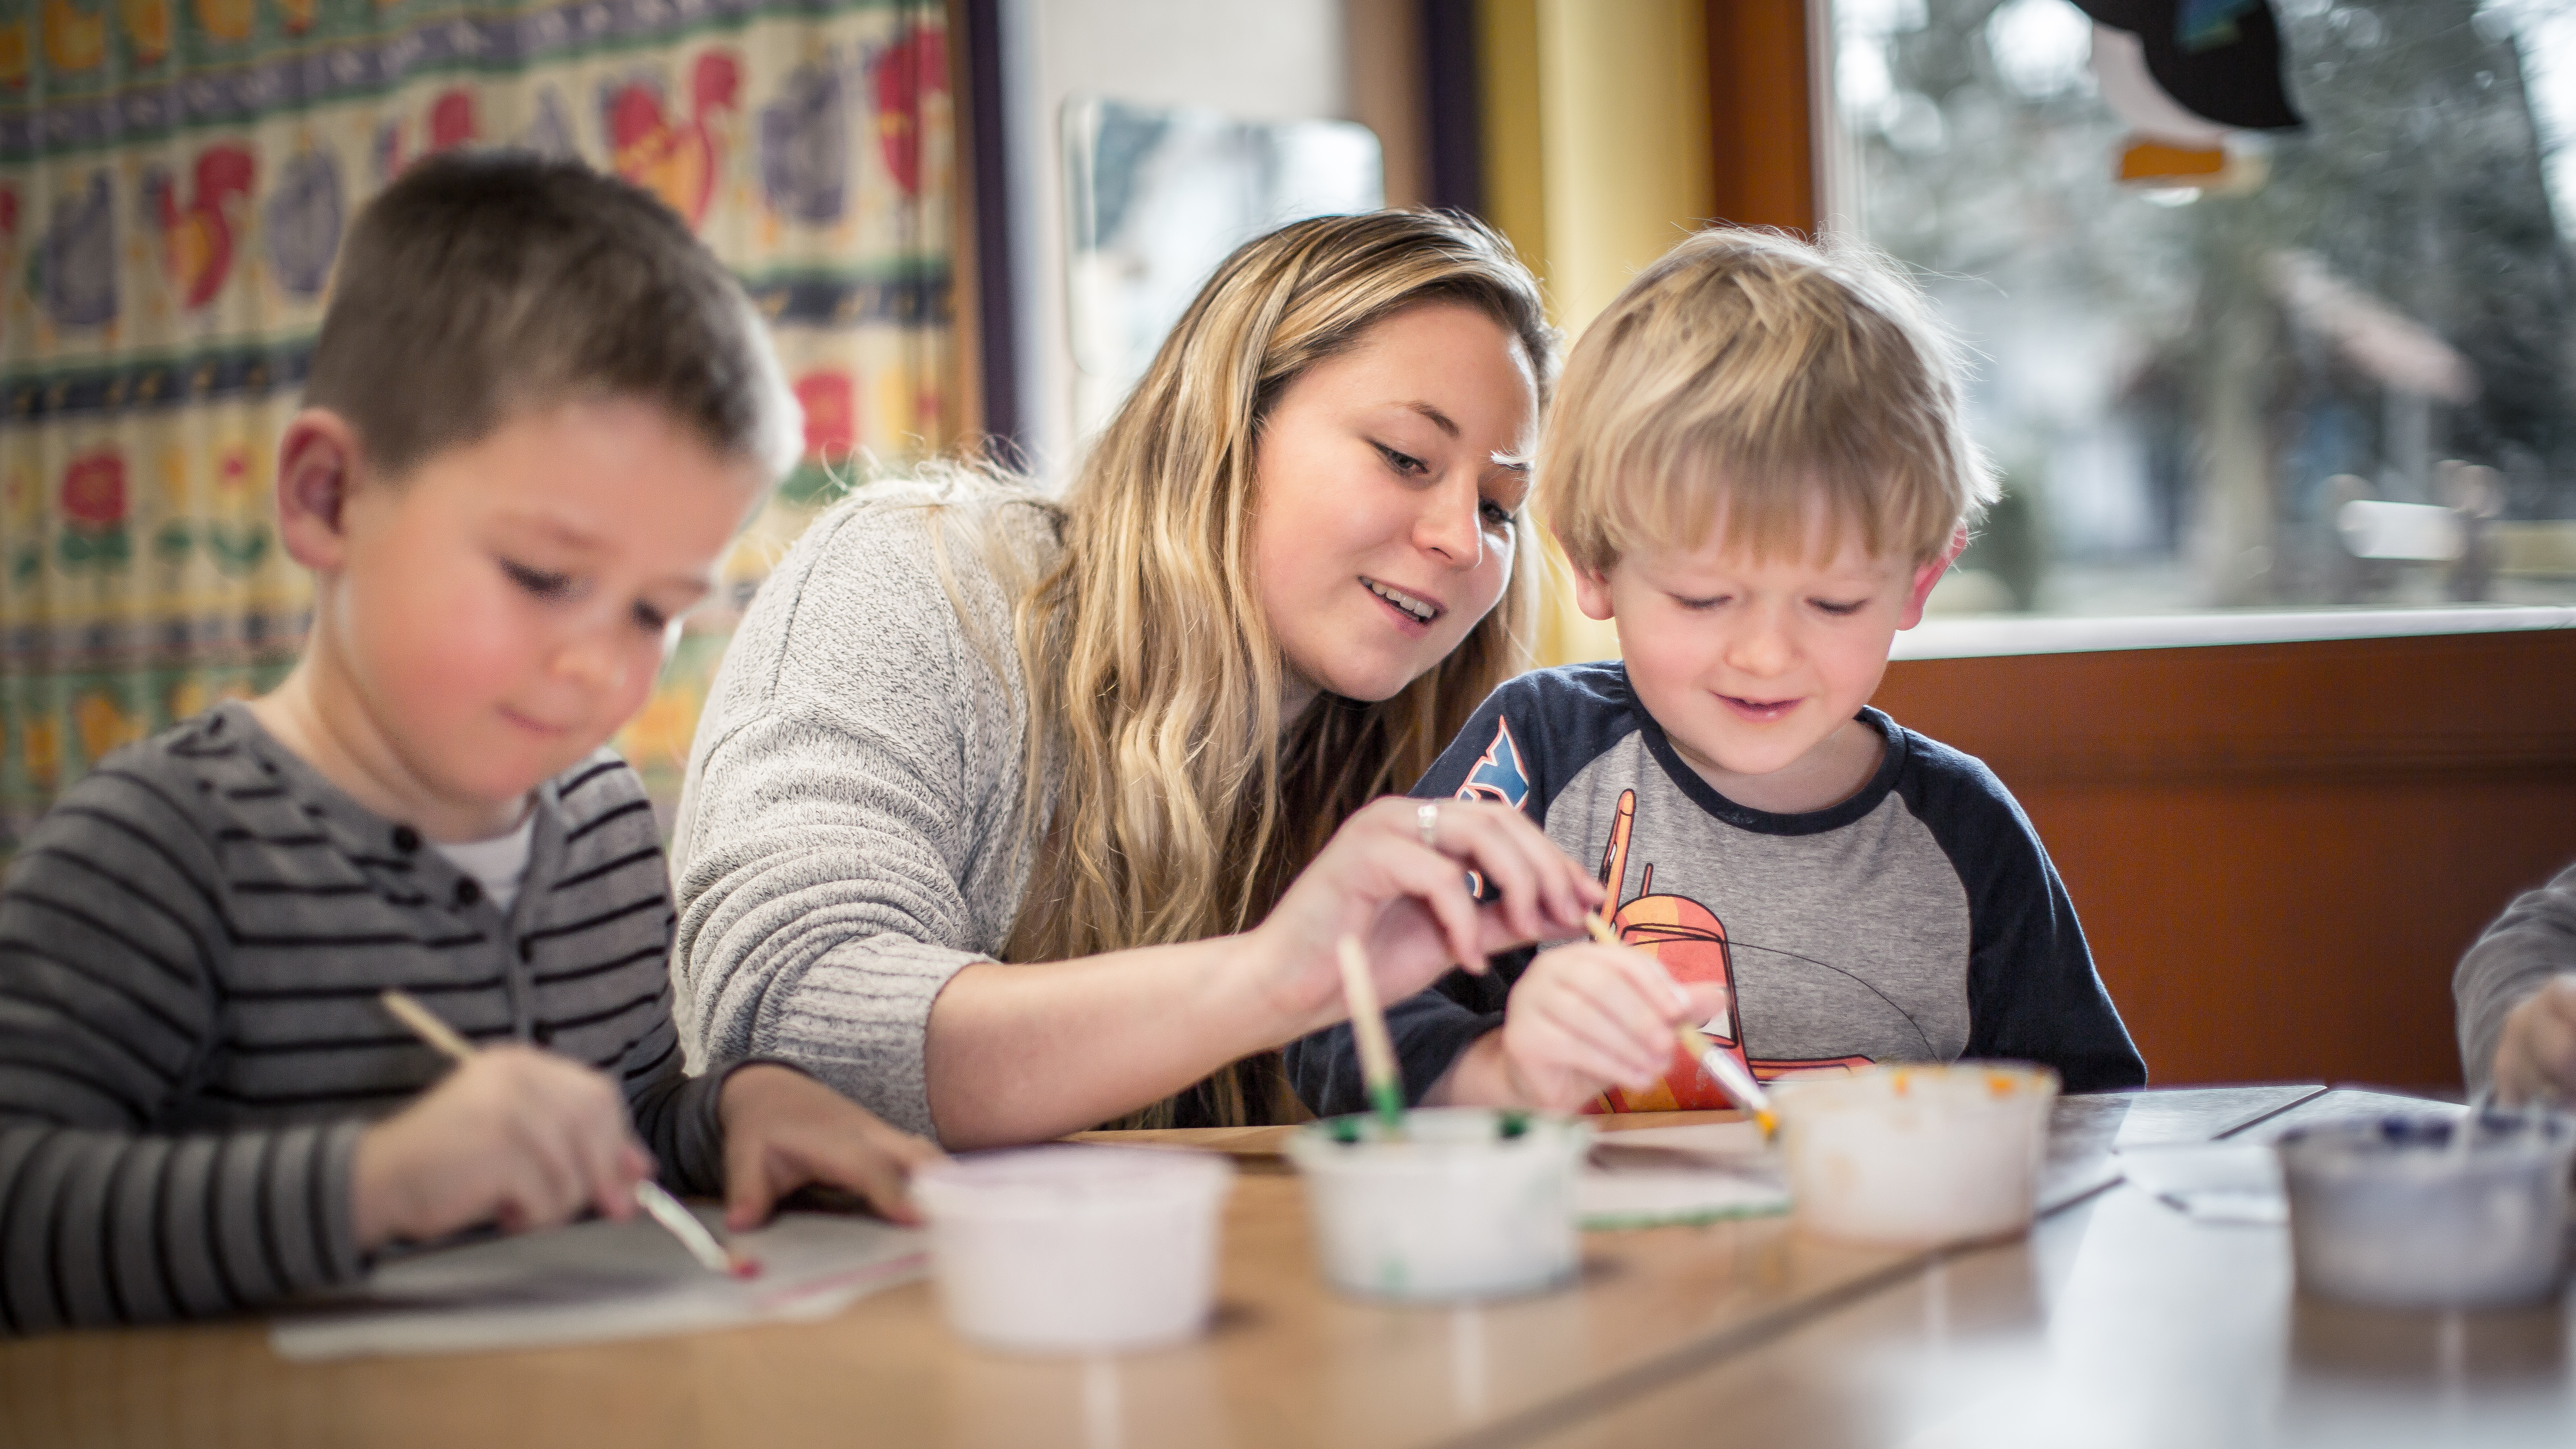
0,702,722,1332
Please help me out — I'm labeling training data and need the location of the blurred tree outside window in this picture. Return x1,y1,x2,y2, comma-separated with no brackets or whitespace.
1834,0,2576,614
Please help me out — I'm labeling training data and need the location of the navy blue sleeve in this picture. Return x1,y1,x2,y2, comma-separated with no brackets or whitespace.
1285,978,1509,1118
1898,729,2147,1093
1284,670,1591,1115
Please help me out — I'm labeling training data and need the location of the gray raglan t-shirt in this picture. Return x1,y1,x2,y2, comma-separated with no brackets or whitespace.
1287,662,2146,1114
2455,860,2576,1096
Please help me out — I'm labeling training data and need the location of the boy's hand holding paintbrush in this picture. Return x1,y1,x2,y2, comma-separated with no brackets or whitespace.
351,1040,657,1249
1422,915,1730,1114
363,989,939,1261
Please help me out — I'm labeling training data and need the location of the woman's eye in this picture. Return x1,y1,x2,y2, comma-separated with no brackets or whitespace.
502,560,571,598
1479,499,1516,531
1374,442,1428,477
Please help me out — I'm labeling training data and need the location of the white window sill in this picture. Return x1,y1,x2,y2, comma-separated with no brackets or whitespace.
1891,606,2576,661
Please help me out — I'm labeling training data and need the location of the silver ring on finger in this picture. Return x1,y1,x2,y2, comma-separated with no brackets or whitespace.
1417,800,1441,852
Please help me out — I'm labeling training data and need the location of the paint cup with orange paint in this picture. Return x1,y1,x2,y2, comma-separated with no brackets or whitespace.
1771,1063,2060,1248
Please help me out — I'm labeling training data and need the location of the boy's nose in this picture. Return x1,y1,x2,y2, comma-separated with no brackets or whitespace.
551,630,629,693
1725,612,1795,676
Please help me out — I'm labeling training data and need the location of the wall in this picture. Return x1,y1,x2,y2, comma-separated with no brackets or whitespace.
1706,0,1821,233
1468,0,1722,666
993,0,1351,475
1873,628,2576,1089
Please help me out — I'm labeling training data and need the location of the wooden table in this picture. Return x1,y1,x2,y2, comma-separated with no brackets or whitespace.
1522,1087,2574,1449
3,1085,2534,1449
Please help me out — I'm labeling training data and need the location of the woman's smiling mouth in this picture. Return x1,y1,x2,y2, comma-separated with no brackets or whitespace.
1362,576,1443,627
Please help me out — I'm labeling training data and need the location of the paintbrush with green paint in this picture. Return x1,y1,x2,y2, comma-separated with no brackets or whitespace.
1335,936,1407,1137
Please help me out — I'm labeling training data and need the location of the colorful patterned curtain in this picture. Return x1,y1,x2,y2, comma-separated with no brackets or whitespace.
0,0,958,849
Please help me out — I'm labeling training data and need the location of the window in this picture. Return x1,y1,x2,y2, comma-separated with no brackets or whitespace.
1833,0,2576,617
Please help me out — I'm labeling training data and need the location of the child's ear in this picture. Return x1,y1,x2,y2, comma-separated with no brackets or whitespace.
1897,525,1970,630
1557,533,1619,622
274,409,365,572
1569,563,1618,621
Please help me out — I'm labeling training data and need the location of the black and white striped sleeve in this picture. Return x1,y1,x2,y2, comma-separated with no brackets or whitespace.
0,764,364,1331
624,1031,729,1199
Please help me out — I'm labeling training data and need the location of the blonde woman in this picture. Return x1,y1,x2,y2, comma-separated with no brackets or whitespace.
671,212,1627,1146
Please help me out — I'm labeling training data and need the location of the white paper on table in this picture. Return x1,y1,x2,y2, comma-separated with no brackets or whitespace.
2114,1142,2287,1225
1579,1120,1789,1229
269,1208,928,1361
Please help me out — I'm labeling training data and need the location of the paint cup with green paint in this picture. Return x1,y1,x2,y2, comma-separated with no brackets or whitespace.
1287,1107,1588,1301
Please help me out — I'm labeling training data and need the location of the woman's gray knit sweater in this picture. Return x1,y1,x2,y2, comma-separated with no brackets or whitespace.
668,484,1061,1140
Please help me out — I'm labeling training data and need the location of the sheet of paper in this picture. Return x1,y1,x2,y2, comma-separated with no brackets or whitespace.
2115,1142,2288,1225
1579,1121,1789,1229
1594,1120,1767,1154
270,1208,928,1361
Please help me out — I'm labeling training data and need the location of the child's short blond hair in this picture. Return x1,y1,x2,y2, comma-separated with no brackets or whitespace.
1540,227,1995,571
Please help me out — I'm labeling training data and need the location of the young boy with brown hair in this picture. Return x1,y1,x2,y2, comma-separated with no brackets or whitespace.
1291,228,2144,1116
0,153,936,1333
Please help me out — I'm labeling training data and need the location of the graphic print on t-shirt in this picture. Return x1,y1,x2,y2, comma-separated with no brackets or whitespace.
1586,788,1875,1112
1456,716,1531,808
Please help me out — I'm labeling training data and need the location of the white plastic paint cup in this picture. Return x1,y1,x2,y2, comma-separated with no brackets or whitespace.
1286,1108,1589,1301
2278,1111,2576,1310
913,1145,1235,1353
1771,1063,2060,1248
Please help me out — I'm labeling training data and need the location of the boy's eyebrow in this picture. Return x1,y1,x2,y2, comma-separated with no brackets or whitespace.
500,512,607,551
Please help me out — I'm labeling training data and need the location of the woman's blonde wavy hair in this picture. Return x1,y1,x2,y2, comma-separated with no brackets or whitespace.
1001,210,1555,1128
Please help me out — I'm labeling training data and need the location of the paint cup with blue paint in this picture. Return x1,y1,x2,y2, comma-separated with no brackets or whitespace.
2278,1110,2575,1310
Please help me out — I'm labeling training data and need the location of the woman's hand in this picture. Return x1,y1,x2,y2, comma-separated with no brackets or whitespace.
350,1045,651,1250
2494,975,2576,1106
717,1063,947,1229
924,800,1604,1147
1249,796,1606,1034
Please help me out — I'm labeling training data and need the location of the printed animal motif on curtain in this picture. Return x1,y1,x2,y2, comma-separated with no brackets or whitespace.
0,16,30,86
144,144,254,311
760,51,846,222
41,0,104,72
193,0,253,44
607,51,741,227
119,0,169,66
34,170,115,327
56,449,131,571
868,24,944,196
263,147,343,298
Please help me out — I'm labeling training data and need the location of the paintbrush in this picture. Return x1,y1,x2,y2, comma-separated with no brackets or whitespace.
1335,936,1407,1138
378,988,761,1278
1581,915,1776,1135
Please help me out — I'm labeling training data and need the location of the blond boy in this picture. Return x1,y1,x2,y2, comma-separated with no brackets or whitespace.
1289,229,2144,1115
0,155,935,1332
